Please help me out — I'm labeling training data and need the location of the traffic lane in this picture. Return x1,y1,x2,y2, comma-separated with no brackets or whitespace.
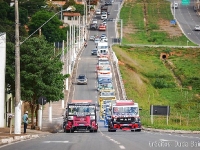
99,129,200,150
73,45,98,101
175,4,200,44
0,132,123,150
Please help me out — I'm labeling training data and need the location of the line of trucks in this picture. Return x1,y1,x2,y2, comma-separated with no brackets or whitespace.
62,41,142,133
62,99,142,132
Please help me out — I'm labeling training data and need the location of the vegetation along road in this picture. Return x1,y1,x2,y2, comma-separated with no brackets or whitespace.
113,0,200,131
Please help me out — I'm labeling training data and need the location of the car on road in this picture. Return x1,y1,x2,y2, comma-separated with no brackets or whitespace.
90,35,95,41
102,21,107,26
101,14,107,20
95,38,101,44
172,2,178,9
101,36,108,42
194,25,200,31
91,49,98,55
77,74,87,85
90,23,98,30
92,19,98,24
96,9,101,15
101,34,107,39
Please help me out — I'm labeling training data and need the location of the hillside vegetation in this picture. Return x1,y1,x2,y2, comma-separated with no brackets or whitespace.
113,0,200,130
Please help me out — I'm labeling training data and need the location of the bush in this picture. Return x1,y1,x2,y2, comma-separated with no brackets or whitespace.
153,78,169,88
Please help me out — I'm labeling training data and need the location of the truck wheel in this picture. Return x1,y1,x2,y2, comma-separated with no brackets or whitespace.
136,129,141,132
70,129,74,133
65,130,70,133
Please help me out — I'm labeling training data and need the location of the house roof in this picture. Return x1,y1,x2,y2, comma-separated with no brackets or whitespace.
51,1,66,6
63,12,81,16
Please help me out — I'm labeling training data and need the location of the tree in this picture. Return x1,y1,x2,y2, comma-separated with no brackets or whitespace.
28,10,67,43
19,0,46,17
6,36,70,127
63,0,84,16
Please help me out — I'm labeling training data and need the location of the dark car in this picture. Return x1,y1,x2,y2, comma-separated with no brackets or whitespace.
91,49,98,55
90,23,98,30
77,74,87,85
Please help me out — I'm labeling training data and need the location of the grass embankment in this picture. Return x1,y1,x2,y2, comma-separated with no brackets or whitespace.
120,0,197,46
113,45,200,130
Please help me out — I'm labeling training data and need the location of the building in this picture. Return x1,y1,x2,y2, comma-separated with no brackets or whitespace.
0,33,6,127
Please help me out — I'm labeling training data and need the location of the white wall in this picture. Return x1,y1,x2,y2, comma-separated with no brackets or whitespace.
0,33,6,127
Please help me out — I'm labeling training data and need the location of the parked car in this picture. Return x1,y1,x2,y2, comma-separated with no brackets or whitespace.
91,49,98,55
194,25,200,31
77,74,87,85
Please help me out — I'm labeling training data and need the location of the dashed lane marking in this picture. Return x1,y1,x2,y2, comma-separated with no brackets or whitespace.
119,145,126,149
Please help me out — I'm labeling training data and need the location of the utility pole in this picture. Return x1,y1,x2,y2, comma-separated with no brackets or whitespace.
14,0,21,134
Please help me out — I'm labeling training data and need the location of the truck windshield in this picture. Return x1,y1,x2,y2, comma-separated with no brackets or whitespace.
68,105,95,115
98,46,108,49
113,106,138,115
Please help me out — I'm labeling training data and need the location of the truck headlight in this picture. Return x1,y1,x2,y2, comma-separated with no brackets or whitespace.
90,116,95,120
68,116,73,120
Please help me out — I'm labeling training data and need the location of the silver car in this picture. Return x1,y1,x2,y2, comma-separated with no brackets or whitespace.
77,74,87,85
194,25,200,31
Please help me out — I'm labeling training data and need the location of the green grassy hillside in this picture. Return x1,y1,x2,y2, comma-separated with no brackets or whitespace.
113,0,200,130
113,45,200,130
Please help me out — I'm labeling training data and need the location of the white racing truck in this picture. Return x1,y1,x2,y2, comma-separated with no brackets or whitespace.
107,100,142,132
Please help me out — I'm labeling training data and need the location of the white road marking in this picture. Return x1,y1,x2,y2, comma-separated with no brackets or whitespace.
119,145,125,149
43,141,69,143
160,139,177,142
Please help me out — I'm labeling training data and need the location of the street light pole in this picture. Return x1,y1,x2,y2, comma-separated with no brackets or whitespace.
14,0,21,134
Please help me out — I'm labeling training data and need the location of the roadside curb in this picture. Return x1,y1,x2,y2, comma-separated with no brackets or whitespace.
143,127,200,134
0,134,40,145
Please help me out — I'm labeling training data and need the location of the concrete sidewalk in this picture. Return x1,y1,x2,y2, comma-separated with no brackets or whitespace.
0,127,52,146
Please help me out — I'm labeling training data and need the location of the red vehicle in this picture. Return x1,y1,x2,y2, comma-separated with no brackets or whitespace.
107,100,142,132
63,100,98,133
99,24,106,31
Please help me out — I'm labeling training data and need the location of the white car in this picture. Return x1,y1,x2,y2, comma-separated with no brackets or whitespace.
101,14,107,20
194,25,200,31
102,21,107,26
92,19,98,24
95,38,100,44
96,9,101,15
90,35,95,41
101,36,108,42
172,2,178,9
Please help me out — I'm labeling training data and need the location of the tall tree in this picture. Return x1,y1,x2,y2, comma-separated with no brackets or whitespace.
19,0,46,17
6,36,69,127
28,10,67,43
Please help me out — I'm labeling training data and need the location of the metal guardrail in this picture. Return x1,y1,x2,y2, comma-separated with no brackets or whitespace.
110,46,127,100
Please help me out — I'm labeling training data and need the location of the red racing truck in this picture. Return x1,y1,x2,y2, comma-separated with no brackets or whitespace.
63,100,98,133
107,100,142,132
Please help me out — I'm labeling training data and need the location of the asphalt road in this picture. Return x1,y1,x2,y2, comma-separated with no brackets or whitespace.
1,1,200,150
172,1,200,45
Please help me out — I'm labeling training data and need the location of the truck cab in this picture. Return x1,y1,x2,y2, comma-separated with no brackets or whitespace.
63,100,98,133
107,100,142,132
